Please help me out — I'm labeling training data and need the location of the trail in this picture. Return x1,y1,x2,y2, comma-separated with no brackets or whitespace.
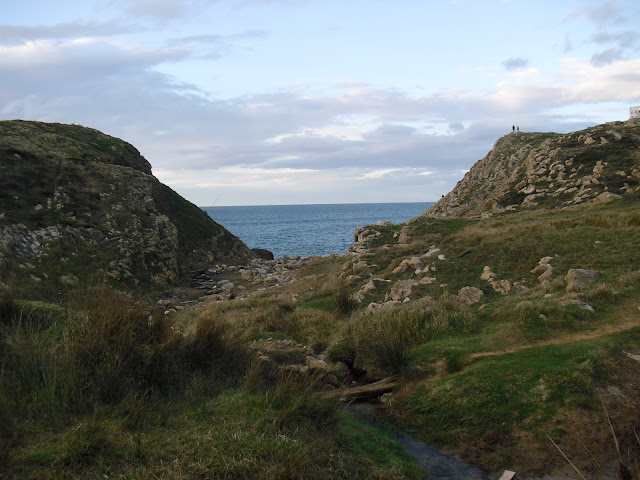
470,296,640,361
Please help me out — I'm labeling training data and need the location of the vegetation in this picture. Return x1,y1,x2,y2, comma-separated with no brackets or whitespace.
0,285,426,479
3,120,640,478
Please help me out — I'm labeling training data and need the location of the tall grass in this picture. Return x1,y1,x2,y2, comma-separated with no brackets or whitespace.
0,285,251,458
345,296,477,377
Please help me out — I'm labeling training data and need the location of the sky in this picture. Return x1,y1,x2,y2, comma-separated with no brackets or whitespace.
1,1,640,206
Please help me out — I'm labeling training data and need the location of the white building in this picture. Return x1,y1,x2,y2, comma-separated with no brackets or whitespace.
631,106,640,119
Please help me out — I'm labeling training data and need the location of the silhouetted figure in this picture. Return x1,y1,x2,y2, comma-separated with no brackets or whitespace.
512,125,515,133
517,126,520,133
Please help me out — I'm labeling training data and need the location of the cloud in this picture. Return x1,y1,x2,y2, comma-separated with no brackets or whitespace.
106,0,203,21
1,3,640,207
0,39,188,75
449,122,464,133
564,1,629,28
592,30,639,48
0,20,134,45
502,57,529,71
590,47,625,66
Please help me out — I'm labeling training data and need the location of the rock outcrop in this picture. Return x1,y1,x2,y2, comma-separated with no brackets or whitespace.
0,120,252,293
426,120,640,217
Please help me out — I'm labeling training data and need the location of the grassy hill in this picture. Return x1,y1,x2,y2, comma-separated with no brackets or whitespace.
0,120,251,300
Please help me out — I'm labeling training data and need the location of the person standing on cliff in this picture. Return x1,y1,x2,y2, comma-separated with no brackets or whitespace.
512,125,515,133
517,126,520,134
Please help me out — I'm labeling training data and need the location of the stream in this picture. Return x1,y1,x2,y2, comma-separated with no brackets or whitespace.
347,404,491,479
347,404,583,480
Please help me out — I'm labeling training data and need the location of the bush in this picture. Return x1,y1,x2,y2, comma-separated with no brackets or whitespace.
333,282,357,315
348,298,477,377
186,314,251,384
0,285,253,439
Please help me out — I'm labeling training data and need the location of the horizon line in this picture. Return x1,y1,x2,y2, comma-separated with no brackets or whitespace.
199,200,436,208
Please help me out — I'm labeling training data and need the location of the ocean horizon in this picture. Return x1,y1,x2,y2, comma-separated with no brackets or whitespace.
203,202,433,258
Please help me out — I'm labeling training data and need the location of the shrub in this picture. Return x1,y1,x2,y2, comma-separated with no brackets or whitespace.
186,313,251,383
338,298,477,377
254,298,299,334
333,282,357,315
353,308,427,377
0,285,254,440
0,286,20,325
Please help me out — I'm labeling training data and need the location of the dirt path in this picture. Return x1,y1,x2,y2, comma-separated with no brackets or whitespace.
470,295,640,361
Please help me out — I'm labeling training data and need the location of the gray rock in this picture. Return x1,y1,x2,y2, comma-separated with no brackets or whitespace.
386,279,419,302
566,269,600,292
457,286,484,305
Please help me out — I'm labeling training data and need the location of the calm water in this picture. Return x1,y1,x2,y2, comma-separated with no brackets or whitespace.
203,202,433,258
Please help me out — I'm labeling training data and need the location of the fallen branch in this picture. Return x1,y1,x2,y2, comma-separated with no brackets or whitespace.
321,376,398,401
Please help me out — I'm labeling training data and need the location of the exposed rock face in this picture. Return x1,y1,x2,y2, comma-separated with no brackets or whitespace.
0,120,251,293
426,120,640,217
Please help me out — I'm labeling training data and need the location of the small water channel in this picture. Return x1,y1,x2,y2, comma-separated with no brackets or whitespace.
347,404,491,480
347,404,583,480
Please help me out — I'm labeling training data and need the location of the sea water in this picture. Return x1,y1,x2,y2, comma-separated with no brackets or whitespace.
203,202,433,259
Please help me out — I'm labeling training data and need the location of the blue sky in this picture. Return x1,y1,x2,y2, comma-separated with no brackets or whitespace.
2,0,639,206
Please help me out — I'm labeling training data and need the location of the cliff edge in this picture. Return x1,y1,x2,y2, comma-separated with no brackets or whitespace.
426,119,640,217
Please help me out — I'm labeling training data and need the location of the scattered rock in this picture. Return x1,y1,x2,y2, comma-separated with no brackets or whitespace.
566,269,601,292
457,286,484,306
386,279,419,302
397,225,414,245
561,299,595,312
593,192,622,204
480,266,495,282
490,279,512,295
59,274,79,287
357,279,377,297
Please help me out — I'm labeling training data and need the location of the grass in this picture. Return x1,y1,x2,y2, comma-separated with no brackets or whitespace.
0,285,425,479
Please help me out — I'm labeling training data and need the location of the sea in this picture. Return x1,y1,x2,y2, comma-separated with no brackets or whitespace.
202,202,433,259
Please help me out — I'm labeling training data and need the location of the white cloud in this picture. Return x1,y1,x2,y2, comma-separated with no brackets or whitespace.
360,168,402,179
1,0,639,206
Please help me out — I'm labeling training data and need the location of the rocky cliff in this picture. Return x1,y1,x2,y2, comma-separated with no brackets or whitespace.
426,119,640,217
0,120,251,296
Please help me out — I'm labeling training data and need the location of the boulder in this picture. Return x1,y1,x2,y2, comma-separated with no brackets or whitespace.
306,356,330,373
531,263,553,282
397,225,413,245
386,279,419,302
357,279,377,297
490,279,512,295
458,286,484,305
251,248,274,260
480,266,495,281
367,301,401,313
593,192,622,204
566,269,601,292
